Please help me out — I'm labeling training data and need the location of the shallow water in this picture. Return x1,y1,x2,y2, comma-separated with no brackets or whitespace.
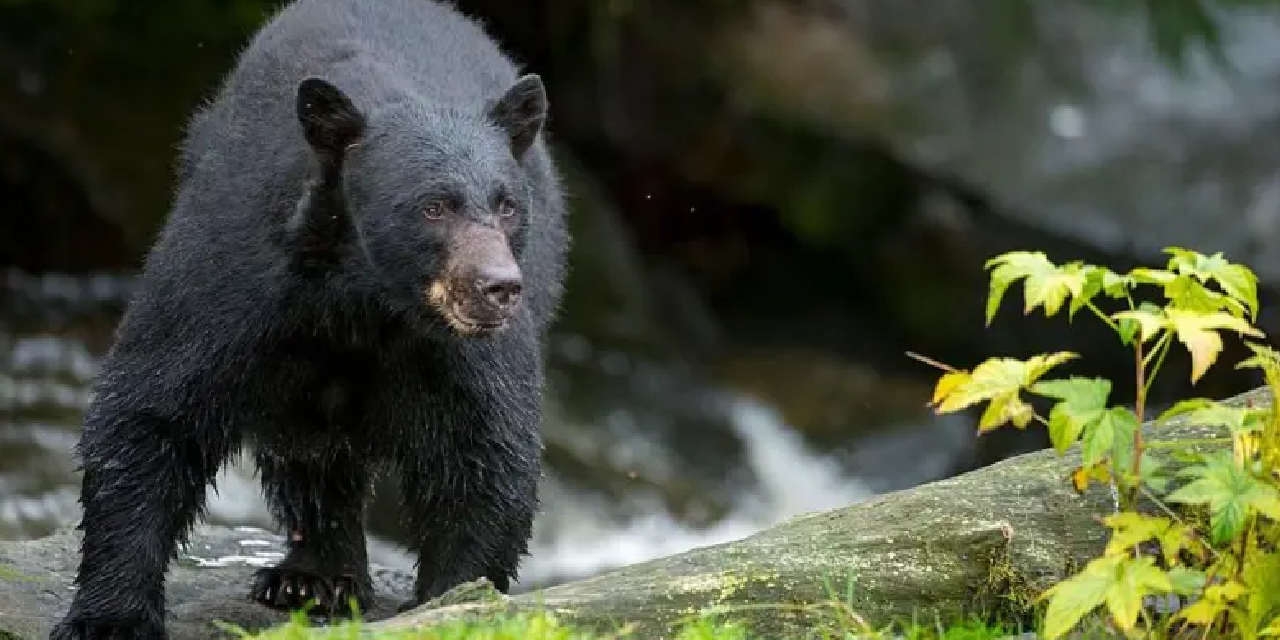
0,269,977,589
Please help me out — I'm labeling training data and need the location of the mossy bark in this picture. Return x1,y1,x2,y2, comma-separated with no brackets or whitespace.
375,386,1270,638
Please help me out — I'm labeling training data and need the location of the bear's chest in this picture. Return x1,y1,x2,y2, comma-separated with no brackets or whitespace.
251,340,381,447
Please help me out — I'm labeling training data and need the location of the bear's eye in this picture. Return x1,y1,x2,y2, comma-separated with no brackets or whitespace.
497,200,516,218
424,201,446,221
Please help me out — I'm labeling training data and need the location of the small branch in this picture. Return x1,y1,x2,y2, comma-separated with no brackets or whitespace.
1139,485,1218,560
905,351,959,373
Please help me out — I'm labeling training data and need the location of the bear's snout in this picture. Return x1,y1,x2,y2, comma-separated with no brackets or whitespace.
428,222,524,336
475,262,523,310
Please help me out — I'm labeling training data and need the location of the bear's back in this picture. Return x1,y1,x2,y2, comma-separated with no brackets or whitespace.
234,0,520,111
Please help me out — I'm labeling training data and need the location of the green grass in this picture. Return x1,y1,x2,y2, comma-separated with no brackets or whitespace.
222,607,1018,640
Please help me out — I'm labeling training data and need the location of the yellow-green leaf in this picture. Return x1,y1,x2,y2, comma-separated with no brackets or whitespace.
1262,616,1280,637
1112,308,1166,344
1071,463,1111,493
1243,551,1280,633
1128,266,1176,286
1175,580,1243,627
1165,247,1260,319
1102,512,1170,557
1166,308,1265,384
984,252,1086,324
1238,342,1280,403
977,393,1035,433
1104,557,1174,633
932,360,1025,414
930,371,969,408
932,353,1077,435
1040,555,1172,639
1039,556,1119,640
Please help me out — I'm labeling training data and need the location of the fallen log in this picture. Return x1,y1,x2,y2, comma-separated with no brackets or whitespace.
1,387,1264,639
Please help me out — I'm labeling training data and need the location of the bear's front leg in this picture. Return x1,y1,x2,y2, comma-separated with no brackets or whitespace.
51,403,237,640
250,451,374,616
396,440,540,610
377,341,544,611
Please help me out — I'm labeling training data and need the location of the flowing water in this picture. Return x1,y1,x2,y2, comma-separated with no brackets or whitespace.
0,268,978,589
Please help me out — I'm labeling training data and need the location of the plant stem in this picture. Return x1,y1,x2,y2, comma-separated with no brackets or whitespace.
1130,339,1148,511
1085,299,1120,334
1142,331,1174,400
1236,517,1254,585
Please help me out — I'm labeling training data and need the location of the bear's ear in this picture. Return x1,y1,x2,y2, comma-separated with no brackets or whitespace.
296,76,365,154
488,74,547,158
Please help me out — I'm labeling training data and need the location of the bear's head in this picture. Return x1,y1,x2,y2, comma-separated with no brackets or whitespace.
293,73,548,337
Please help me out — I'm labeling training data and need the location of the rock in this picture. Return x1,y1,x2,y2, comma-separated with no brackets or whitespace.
718,0,1280,282
0,526,414,639
4,386,1258,639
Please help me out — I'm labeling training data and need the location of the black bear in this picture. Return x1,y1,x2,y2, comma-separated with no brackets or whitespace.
50,0,568,636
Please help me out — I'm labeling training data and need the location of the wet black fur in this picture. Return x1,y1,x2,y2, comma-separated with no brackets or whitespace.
50,0,568,637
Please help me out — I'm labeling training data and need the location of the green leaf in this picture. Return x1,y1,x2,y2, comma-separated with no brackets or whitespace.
1167,453,1280,544
1174,402,1268,435
1100,269,1136,298
1116,316,1140,346
1073,265,1133,316
1166,566,1207,596
1081,407,1138,468
1138,451,1172,494
1166,308,1265,384
984,252,1087,325
1164,273,1247,317
1238,341,1280,373
1029,377,1111,453
1165,247,1260,319
1156,397,1216,422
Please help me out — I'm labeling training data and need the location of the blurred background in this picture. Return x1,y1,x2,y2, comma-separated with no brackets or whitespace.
3,0,1280,592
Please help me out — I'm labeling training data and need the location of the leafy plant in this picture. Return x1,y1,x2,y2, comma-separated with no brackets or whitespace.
917,247,1280,639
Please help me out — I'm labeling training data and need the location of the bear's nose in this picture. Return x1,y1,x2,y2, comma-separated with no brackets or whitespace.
476,266,523,308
